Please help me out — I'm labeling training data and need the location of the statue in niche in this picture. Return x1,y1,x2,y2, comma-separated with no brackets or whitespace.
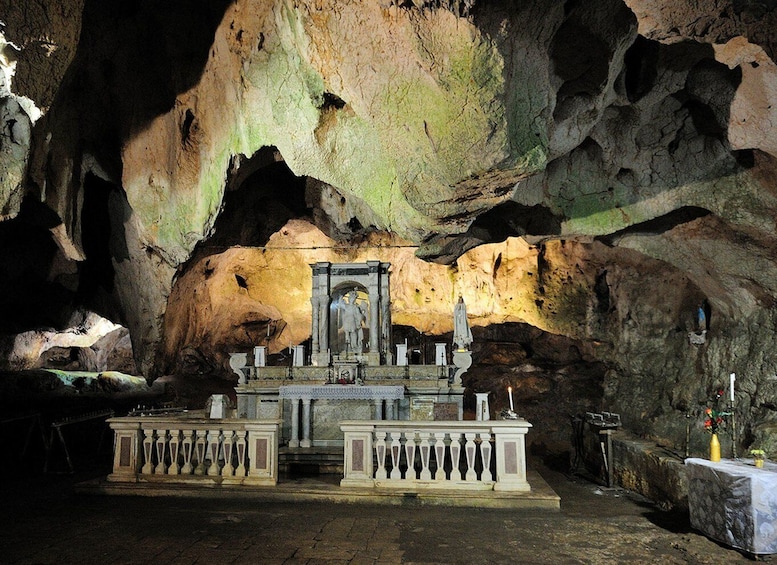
339,289,367,353
453,296,473,351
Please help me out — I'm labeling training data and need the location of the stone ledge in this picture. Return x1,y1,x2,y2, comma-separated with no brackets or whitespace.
611,432,689,511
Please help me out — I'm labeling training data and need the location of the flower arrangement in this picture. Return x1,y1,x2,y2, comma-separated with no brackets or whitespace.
703,388,730,435
751,449,766,460
751,449,766,468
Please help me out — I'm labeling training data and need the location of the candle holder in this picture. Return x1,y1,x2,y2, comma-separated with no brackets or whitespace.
730,400,738,459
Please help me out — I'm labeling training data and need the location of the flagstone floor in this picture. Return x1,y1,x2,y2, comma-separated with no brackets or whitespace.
0,459,772,565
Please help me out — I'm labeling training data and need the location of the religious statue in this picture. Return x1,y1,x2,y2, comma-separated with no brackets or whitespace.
339,289,367,353
453,296,473,351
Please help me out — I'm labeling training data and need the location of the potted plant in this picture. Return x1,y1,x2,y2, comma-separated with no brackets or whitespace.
751,449,766,468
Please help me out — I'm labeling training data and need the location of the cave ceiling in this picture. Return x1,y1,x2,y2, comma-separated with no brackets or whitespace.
0,0,776,378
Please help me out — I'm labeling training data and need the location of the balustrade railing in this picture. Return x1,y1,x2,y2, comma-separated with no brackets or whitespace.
340,420,531,492
108,417,279,486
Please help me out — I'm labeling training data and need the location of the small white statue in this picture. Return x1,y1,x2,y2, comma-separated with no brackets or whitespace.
453,296,473,351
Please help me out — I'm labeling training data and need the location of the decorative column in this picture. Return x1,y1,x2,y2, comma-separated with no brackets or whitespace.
289,398,300,448
373,399,383,420
300,398,312,448
311,262,331,366
367,260,381,365
310,295,319,356
386,400,396,420
381,266,392,364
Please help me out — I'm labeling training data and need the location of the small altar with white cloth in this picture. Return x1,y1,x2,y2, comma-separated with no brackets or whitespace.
686,457,777,555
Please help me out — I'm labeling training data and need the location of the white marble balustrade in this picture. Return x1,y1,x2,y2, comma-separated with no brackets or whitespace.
108,416,279,486
340,420,532,491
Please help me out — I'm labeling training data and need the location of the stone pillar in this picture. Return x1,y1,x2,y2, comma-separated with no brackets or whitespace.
367,260,381,365
289,399,300,448
492,422,532,492
396,343,408,366
386,400,396,420
319,296,329,352
253,346,266,367
300,398,312,448
293,345,305,367
310,296,319,355
435,343,447,365
373,399,383,420
475,393,490,421
381,267,392,364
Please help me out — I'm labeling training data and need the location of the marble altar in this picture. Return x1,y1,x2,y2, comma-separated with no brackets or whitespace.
233,261,468,447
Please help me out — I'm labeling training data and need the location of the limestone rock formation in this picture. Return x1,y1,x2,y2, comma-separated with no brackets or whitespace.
0,0,775,458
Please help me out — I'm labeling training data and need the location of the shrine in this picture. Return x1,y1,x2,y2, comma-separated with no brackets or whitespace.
232,261,470,448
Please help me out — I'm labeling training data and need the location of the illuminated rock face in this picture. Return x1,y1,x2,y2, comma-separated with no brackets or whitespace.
0,1,776,454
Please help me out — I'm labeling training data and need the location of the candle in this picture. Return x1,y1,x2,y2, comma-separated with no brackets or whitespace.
508,386,514,411
267,324,271,337
730,372,736,402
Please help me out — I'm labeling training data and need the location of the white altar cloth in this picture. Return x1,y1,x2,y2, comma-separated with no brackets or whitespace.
686,457,777,555
278,385,405,401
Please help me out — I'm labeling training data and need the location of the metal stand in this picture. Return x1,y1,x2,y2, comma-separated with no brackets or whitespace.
44,409,114,473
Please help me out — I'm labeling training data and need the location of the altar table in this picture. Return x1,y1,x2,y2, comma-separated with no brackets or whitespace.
278,385,405,448
686,458,777,555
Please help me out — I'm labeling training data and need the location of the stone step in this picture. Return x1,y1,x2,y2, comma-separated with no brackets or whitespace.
279,447,345,475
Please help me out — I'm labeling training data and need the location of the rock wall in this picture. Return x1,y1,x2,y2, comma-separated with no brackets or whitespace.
0,0,774,458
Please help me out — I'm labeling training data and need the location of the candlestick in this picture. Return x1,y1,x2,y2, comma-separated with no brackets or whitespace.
508,386,514,412
730,372,735,402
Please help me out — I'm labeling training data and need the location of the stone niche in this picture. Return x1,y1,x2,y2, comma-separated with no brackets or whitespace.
310,260,392,367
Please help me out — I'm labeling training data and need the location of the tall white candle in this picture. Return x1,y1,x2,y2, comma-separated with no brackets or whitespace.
508,386,514,411
730,372,736,402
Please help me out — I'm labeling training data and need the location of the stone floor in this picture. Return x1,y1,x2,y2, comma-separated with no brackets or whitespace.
1,459,773,564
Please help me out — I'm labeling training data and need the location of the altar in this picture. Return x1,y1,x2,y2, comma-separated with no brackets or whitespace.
279,385,404,447
686,458,777,555
231,261,470,449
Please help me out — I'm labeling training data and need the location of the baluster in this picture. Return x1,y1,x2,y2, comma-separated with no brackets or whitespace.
419,431,432,481
403,432,416,480
181,429,194,474
479,433,493,482
234,429,247,477
375,431,388,480
389,431,402,480
194,429,207,475
222,430,235,476
168,429,181,475
207,430,222,476
154,430,168,474
141,428,154,475
464,432,478,481
433,432,447,481
449,432,462,480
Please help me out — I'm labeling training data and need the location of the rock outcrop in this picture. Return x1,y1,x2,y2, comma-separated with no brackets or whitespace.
0,0,775,457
